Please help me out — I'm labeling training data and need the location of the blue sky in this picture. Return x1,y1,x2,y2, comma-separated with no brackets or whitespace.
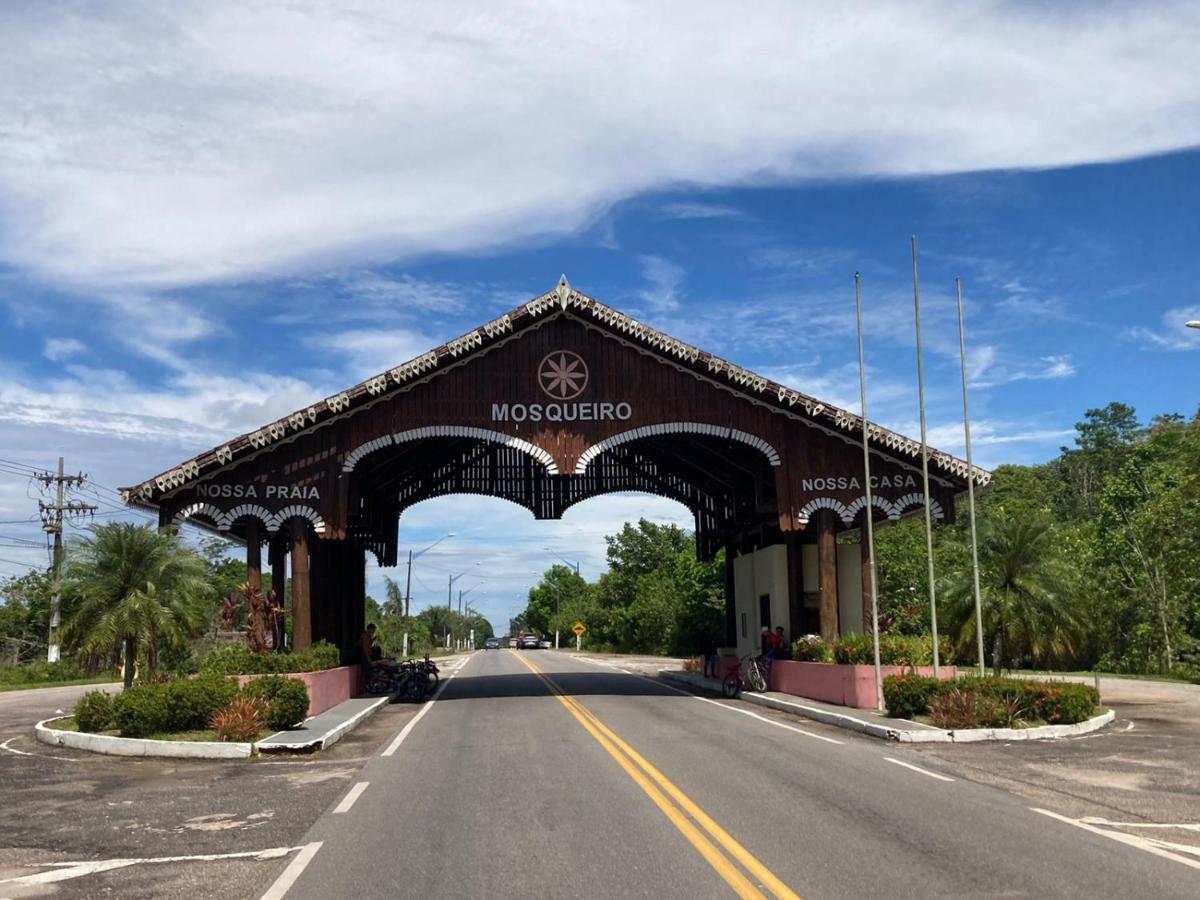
1,2,1198,630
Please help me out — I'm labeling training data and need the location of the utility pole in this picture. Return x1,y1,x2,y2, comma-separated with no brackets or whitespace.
37,458,97,662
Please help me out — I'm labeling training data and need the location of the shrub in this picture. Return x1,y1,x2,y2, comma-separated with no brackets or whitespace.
199,640,342,676
289,641,341,673
110,685,170,738
199,644,264,676
211,696,266,742
883,674,943,719
110,675,238,737
74,690,114,733
792,635,832,662
927,687,1008,729
833,633,873,664
239,675,310,730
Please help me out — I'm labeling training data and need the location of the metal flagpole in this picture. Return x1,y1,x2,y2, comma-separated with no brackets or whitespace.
955,277,986,677
855,273,885,710
911,236,940,677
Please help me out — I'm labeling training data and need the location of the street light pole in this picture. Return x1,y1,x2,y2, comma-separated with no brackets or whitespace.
401,532,454,658
956,278,986,678
446,565,476,649
911,236,941,678
854,273,885,711
543,548,580,650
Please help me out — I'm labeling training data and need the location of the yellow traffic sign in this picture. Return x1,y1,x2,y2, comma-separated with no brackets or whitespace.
572,622,586,636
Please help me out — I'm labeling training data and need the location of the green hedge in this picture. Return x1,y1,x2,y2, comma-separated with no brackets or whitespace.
883,674,1100,726
882,674,944,719
240,675,310,730
833,633,954,667
76,673,312,738
791,636,832,662
75,690,114,733
198,641,341,676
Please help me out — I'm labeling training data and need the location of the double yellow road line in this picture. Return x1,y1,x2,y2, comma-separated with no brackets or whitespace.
512,651,801,900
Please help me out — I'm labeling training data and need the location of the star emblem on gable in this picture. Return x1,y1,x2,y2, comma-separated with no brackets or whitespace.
538,351,589,400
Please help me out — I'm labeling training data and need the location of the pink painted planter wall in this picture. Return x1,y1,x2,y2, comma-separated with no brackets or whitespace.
768,660,957,709
236,665,361,717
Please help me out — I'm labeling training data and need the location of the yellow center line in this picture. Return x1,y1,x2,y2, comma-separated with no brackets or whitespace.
511,651,801,900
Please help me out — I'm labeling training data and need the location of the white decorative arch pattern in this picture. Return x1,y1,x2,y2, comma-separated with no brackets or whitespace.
341,426,558,475
796,494,946,527
171,502,227,531
172,503,326,535
274,505,327,535
226,504,277,530
575,422,781,475
843,495,895,522
891,493,945,522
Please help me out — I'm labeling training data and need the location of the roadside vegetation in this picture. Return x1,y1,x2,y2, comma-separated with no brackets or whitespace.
518,403,1199,684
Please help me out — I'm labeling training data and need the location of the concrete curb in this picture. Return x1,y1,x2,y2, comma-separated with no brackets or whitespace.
256,695,390,753
659,671,1116,743
36,717,253,759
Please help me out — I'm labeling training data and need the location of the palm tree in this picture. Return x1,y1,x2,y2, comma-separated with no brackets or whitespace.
63,523,213,687
941,513,1079,674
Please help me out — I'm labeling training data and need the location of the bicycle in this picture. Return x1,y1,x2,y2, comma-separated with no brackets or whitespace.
722,654,770,698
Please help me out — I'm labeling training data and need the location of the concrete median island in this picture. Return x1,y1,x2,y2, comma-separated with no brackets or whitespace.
660,669,1116,742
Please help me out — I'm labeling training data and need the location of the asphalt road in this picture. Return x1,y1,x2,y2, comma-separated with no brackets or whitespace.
270,650,1198,900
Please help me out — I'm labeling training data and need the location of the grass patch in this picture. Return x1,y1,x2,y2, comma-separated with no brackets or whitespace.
0,677,120,693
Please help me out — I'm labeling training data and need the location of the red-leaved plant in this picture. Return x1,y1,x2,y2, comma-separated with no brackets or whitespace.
211,696,266,742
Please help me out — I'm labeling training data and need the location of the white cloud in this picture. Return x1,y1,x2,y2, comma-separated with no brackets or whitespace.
308,327,439,380
971,352,1077,388
636,255,685,313
43,338,85,362
1,2,1197,290
1126,305,1200,352
657,202,746,220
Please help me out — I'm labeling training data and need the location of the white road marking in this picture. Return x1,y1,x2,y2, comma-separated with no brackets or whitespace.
1033,808,1200,871
260,842,324,900
380,655,468,757
690,695,845,744
1,735,78,762
332,781,369,814
570,653,846,745
0,846,296,887
883,757,955,782
1080,817,1200,832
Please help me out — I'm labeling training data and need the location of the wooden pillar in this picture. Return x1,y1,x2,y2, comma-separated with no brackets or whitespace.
818,510,839,643
245,521,262,592
269,538,286,651
786,532,803,644
290,520,311,651
723,541,737,647
861,531,874,635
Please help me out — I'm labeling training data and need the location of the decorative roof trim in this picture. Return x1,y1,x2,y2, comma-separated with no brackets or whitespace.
126,275,989,503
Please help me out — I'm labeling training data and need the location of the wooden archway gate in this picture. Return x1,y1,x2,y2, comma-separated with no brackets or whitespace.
125,278,986,654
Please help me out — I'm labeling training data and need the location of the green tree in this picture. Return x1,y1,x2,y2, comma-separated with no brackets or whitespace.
0,569,54,661
941,513,1079,674
62,523,214,687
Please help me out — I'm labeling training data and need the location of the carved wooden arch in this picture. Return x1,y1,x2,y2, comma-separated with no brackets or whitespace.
574,422,781,475
342,426,559,475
